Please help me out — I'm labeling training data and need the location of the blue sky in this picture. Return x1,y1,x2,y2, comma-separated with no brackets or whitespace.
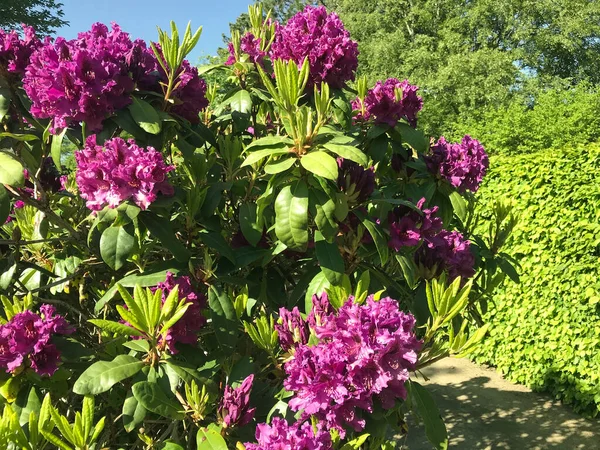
55,0,251,63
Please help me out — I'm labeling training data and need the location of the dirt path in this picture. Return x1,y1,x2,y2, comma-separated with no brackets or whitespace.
401,358,599,449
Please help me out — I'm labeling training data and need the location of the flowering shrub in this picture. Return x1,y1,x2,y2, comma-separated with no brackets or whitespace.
0,4,518,449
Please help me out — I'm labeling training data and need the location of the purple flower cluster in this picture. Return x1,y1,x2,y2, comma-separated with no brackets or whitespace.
388,198,443,251
154,272,206,352
246,417,332,450
75,135,174,211
275,307,309,352
415,230,475,280
270,6,358,89
337,158,376,204
426,136,489,193
218,374,256,428
24,23,138,132
226,32,266,67
352,78,423,128
0,305,74,376
0,24,41,75
283,295,420,437
388,198,475,280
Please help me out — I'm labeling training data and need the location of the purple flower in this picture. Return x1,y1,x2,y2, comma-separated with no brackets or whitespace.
0,24,41,75
75,135,174,211
246,417,332,450
154,272,206,352
0,305,73,376
414,230,475,281
226,32,266,66
24,23,139,132
276,307,309,351
29,343,61,376
270,6,358,89
352,78,423,128
283,296,421,437
218,374,256,428
306,292,334,329
388,198,443,251
426,136,489,193
337,158,375,203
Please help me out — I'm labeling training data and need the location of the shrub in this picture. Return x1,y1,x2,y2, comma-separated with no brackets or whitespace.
449,81,600,155
472,144,600,417
0,4,515,449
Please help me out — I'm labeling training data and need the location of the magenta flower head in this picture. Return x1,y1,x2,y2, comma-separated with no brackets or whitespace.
218,374,256,428
306,292,334,329
155,272,206,352
226,32,266,66
0,305,74,376
270,6,358,89
246,417,333,450
24,23,139,132
337,158,376,204
284,295,421,437
414,230,475,281
388,198,443,251
426,135,489,193
0,24,41,75
276,307,309,351
75,135,174,211
352,78,423,128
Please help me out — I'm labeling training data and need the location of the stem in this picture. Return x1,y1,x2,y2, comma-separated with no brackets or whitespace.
415,352,449,371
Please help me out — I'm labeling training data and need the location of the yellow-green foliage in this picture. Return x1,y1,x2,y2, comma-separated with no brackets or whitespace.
473,143,600,417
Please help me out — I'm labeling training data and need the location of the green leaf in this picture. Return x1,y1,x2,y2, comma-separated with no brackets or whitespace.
51,128,67,168
0,89,10,122
396,254,417,290
241,147,291,167
73,355,144,395
132,381,184,420
239,203,262,247
311,189,338,241
13,387,41,427
208,285,236,320
198,230,236,264
275,181,309,251
322,143,369,167
88,319,144,337
0,184,9,225
122,391,146,433
264,156,296,174
396,122,429,153
196,428,228,450
95,266,181,312
449,191,467,222
314,231,345,284
354,211,389,265
300,151,338,181
0,152,25,187
245,135,293,152
99,225,135,270
129,97,162,134
139,213,191,262
0,132,39,141
229,89,252,113
305,271,330,314
408,381,448,450
123,340,150,353
208,285,238,349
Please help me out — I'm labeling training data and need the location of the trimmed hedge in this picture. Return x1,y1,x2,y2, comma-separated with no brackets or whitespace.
472,143,600,417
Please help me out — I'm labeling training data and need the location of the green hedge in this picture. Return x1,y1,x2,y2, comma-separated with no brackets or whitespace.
447,82,600,155
472,143,600,417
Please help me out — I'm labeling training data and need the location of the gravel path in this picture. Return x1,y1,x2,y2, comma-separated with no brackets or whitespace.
401,358,599,449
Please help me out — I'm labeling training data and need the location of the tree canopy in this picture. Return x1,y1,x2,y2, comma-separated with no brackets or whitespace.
0,0,67,35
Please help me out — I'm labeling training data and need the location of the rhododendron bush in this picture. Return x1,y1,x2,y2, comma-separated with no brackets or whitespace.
0,4,518,449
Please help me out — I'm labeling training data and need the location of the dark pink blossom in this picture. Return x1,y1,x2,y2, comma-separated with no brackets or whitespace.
352,78,422,128
388,198,443,251
0,24,41,75
24,23,138,132
226,32,266,66
246,417,332,450
337,158,375,204
283,295,420,437
276,307,309,351
415,230,475,281
29,343,61,376
218,374,256,428
75,135,174,211
426,136,489,193
270,6,358,89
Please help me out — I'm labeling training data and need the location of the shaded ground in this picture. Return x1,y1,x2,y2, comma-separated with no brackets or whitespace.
401,358,599,449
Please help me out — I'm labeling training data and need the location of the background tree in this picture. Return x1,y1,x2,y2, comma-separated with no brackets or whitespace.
0,0,67,35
